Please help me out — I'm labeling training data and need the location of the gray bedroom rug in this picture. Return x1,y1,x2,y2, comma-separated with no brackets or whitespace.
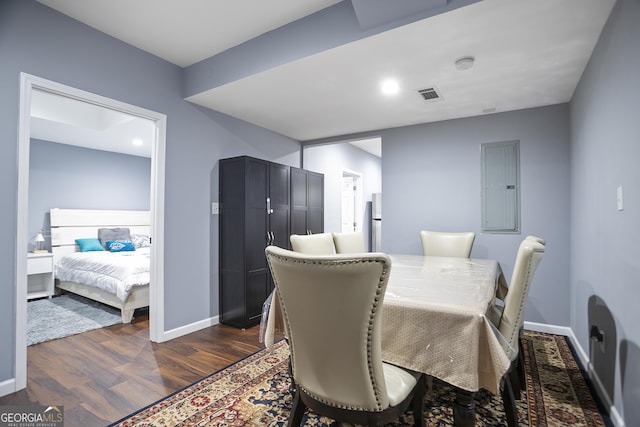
27,293,122,346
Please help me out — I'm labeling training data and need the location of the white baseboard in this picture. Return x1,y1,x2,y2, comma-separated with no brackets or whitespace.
161,315,220,342
0,378,16,398
524,321,625,427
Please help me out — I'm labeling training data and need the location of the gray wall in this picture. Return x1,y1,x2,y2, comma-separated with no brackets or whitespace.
379,105,571,328
569,0,640,424
0,0,300,384
306,104,571,328
29,140,151,251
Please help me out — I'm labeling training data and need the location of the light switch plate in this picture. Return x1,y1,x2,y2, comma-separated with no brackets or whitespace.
617,186,624,211
212,202,220,215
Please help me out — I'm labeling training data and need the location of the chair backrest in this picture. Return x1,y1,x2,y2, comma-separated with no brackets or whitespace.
332,231,366,253
265,246,392,411
498,237,545,355
525,235,546,245
419,230,475,257
289,233,335,254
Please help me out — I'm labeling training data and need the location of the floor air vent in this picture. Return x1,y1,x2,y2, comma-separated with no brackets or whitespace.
417,87,440,101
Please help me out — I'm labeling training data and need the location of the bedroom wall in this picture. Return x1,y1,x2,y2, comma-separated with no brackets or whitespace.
569,0,640,424
0,0,301,386
303,141,382,249
28,139,152,252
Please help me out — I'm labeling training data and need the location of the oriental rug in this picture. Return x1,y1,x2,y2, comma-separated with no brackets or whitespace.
110,330,609,426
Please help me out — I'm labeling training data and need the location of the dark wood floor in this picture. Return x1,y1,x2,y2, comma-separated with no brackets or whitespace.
0,309,277,426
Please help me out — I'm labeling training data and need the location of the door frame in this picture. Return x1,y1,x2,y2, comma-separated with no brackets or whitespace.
14,73,167,391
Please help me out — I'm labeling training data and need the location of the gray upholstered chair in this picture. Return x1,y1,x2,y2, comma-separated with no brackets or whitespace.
289,233,335,254
490,237,545,427
419,230,475,258
332,231,366,253
265,246,426,427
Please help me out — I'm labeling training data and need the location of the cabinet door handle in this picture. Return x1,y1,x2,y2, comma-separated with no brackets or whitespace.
266,197,272,214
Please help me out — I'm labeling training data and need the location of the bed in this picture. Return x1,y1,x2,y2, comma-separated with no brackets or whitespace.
50,208,151,323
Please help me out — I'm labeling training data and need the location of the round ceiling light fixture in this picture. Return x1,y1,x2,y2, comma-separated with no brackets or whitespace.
380,79,400,95
455,56,475,71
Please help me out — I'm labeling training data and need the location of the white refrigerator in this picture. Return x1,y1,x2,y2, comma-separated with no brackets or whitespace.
372,193,382,252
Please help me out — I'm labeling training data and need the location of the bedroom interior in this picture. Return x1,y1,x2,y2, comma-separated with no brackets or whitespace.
1,1,638,426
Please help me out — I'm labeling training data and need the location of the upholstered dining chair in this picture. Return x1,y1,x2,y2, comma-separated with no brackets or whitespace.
289,233,335,254
332,231,366,253
525,235,546,245
419,230,475,258
490,237,545,427
265,246,426,427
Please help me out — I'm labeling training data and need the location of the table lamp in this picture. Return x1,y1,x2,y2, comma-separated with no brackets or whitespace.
33,230,47,253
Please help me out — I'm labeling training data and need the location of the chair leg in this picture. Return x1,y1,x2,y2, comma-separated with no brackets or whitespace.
509,363,522,400
518,330,526,387
288,389,305,427
501,376,519,427
287,355,296,395
412,375,426,427
518,342,526,389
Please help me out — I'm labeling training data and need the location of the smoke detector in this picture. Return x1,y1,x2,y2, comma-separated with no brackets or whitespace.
455,56,475,71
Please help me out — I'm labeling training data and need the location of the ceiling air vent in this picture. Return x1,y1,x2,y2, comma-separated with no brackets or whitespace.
417,87,441,101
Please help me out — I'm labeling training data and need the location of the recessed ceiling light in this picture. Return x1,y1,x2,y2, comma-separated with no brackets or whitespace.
455,56,475,71
380,79,400,95
132,138,143,146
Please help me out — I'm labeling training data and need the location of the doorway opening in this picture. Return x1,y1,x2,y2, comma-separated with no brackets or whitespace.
14,73,167,392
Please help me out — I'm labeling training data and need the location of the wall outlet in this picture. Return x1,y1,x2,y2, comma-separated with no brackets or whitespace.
211,202,220,215
590,325,606,352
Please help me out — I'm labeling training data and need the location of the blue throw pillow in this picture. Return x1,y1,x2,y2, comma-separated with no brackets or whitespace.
75,238,105,252
106,239,136,252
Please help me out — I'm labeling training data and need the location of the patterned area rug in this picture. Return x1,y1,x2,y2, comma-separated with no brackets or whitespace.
110,331,608,426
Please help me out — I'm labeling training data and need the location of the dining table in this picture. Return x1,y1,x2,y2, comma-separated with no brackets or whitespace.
262,253,512,427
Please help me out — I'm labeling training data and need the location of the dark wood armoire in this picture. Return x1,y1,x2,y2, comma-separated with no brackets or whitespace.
219,156,323,328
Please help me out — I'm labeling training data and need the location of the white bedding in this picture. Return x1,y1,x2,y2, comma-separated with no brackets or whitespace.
55,247,150,302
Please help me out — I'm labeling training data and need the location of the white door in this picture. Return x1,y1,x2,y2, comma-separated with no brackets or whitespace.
341,171,362,232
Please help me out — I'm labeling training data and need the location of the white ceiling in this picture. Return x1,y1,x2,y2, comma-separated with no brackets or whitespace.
36,0,343,68
34,0,615,157
30,89,156,158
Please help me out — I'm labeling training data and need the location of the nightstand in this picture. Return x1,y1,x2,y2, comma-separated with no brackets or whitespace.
27,252,54,300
